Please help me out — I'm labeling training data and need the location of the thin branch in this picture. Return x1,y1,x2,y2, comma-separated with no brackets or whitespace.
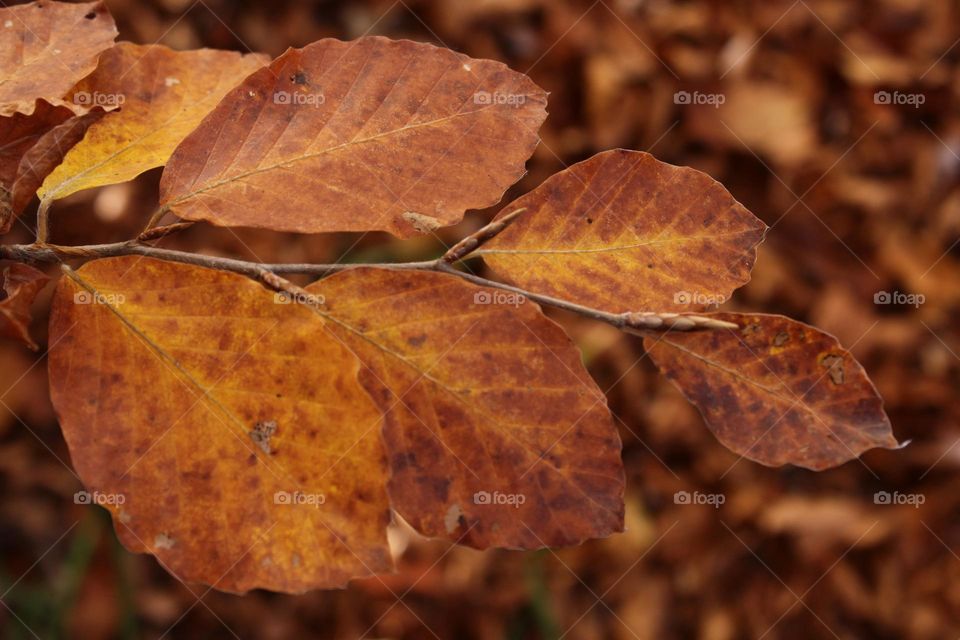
0,240,738,333
35,199,52,244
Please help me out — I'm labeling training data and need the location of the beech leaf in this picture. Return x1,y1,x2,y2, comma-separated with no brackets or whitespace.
644,313,899,470
0,99,76,233
0,0,117,117
0,262,49,350
309,268,625,548
38,43,268,202
159,36,548,237
48,257,392,593
3,107,106,233
478,149,768,313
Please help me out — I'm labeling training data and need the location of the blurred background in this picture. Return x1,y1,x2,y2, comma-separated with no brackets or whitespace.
2,0,960,637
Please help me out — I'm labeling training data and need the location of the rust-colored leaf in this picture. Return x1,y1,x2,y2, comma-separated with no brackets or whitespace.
48,257,392,593
2,107,106,233
478,149,768,313
0,0,118,117
309,268,624,548
644,313,899,470
38,43,268,202
0,99,76,233
159,36,547,237
0,262,49,350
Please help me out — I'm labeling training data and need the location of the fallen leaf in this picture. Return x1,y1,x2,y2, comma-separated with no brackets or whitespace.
48,257,392,593
309,267,625,548
38,43,268,202
0,262,49,350
0,0,118,117
159,36,548,237
644,313,899,470
478,150,767,313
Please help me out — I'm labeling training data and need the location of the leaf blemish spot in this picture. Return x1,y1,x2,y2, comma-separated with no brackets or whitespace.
773,331,790,346
250,420,278,454
291,71,308,85
820,354,846,385
154,533,176,550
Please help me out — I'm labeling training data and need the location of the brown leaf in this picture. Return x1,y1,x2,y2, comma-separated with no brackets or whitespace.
0,1,118,117
0,99,76,233
2,107,106,233
0,262,49,350
644,313,899,470
48,257,392,593
478,149,768,313
38,43,268,202
159,36,548,237
309,268,625,548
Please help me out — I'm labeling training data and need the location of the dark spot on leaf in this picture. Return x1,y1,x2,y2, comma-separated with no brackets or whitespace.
773,331,790,346
291,71,308,84
407,333,427,347
84,11,97,19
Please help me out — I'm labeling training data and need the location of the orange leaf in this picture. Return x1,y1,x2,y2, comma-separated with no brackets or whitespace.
478,149,768,313
48,257,392,593
160,36,547,237
644,313,899,470
309,268,624,548
0,262,49,350
0,1,117,117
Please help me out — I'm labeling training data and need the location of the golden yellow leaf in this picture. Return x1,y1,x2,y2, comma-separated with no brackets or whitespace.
159,36,548,237
38,43,267,202
478,149,768,313
48,257,392,593
645,313,899,470
0,0,117,117
309,268,625,548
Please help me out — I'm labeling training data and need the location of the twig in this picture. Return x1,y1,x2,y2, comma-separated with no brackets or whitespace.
35,199,52,244
0,239,738,333
442,208,526,263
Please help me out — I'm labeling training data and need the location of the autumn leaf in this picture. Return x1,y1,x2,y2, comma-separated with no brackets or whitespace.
477,149,768,313
309,268,625,548
37,43,268,202
0,0,117,117
2,107,106,233
0,262,49,350
48,257,392,593
0,99,76,233
159,36,548,237
644,313,899,470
